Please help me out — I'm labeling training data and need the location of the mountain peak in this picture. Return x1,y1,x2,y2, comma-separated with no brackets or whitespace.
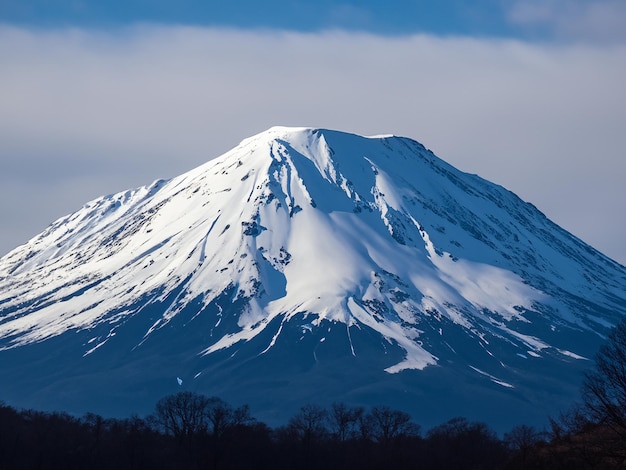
1,127,624,429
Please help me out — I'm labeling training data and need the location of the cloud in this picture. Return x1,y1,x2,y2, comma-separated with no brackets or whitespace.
508,0,626,43
0,25,625,265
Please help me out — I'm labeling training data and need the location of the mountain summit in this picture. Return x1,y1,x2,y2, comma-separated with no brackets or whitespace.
1,127,624,430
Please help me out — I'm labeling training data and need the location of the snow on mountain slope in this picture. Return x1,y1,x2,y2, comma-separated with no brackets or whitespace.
1,127,624,428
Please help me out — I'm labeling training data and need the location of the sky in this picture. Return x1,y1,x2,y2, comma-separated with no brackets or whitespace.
1,1,625,265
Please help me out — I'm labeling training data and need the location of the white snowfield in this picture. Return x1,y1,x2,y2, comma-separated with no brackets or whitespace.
0,127,624,379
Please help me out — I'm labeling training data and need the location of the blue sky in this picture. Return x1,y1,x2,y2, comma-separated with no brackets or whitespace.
0,1,517,36
1,0,626,264
4,0,626,41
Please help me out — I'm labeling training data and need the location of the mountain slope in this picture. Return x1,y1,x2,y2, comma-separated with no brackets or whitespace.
1,127,624,430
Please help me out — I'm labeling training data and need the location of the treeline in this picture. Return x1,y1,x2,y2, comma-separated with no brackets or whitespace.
0,393,623,469
0,395,507,470
508,406,625,469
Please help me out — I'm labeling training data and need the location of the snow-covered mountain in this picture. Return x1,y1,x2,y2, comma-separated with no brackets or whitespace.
1,127,624,430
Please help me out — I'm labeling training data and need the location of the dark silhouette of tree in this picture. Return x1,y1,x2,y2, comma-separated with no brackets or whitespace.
274,404,330,470
503,424,545,467
0,402,22,467
501,323,626,469
581,317,626,437
426,417,506,469
285,403,329,445
154,391,211,443
368,405,419,443
153,392,257,468
328,402,364,442
205,396,253,438
512,405,619,470
356,409,375,442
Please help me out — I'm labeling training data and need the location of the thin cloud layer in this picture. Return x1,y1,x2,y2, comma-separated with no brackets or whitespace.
1,25,625,264
508,0,626,43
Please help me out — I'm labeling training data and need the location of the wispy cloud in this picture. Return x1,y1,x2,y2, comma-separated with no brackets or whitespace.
508,0,626,43
0,25,625,264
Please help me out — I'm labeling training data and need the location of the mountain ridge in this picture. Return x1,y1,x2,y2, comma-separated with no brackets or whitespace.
1,126,624,430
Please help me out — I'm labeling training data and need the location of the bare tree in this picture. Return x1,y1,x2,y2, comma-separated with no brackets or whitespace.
357,410,375,442
581,318,626,437
328,402,364,442
369,405,419,443
286,404,329,445
504,424,544,463
154,391,210,442
205,397,253,438
426,417,505,469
